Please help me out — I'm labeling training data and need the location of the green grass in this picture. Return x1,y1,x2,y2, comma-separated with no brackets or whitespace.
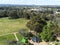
0,17,28,35
0,34,16,45
16,33,23,41
0,17,29,45
0,33,24,45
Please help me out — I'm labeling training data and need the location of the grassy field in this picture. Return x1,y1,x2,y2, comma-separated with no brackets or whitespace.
0,34,16,45
0,33,24,45
0,17,29,45
0,17,28,35
16,33,23,41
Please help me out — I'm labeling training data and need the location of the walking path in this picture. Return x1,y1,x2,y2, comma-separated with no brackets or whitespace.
28,40,48,45
0,32,18,36
0,32,19,41
13,33,19,41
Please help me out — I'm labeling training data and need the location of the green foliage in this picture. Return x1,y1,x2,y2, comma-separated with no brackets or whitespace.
55,42,60,45
26,14,55,33
8,10,19,19
26,15,47,33
40,21,54,42
0,10,7,17
0,7,55,20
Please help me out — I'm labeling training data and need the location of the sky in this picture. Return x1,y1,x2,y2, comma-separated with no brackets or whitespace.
0,0,60,5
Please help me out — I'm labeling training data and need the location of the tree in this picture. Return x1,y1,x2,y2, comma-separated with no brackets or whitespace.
40,21,55,42
17,9,24,18
0,10,7,17
8,10,19,19
26,15,47,33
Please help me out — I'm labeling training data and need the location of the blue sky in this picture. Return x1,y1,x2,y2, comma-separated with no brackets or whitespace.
0,0,60,5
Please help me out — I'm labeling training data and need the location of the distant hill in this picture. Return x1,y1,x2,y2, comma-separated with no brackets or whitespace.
0,4,60,8
0,4,19,7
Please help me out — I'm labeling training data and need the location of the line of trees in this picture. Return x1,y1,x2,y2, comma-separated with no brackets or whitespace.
0,7,54,19
0,9,37,19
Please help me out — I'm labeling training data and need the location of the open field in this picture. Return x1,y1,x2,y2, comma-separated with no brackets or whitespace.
0,32,24,45
0,17,28,45
16,33,23,41
0,34,16,45
0,17,28,35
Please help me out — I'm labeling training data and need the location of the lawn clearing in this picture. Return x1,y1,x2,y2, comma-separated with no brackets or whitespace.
0,17,28,35
16,33,23,41
0,17,29,45
0,34,16,45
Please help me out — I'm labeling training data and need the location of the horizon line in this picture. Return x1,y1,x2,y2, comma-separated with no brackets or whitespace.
0,4,60,6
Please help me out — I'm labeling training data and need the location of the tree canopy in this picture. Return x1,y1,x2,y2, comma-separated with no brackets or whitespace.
26,15,48,33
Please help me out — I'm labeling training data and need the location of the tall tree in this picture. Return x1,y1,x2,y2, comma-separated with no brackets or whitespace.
26,15,47,33
8,10,19,19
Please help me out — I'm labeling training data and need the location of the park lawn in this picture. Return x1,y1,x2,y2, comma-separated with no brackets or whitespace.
0,17,29,45
0,33,25,45
0,34,16,45
16,33,23,41
0,17,28,35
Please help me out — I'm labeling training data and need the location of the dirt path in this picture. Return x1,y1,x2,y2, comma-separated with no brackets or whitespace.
28,40,48,45
13,33,19,41
0,32,19,42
